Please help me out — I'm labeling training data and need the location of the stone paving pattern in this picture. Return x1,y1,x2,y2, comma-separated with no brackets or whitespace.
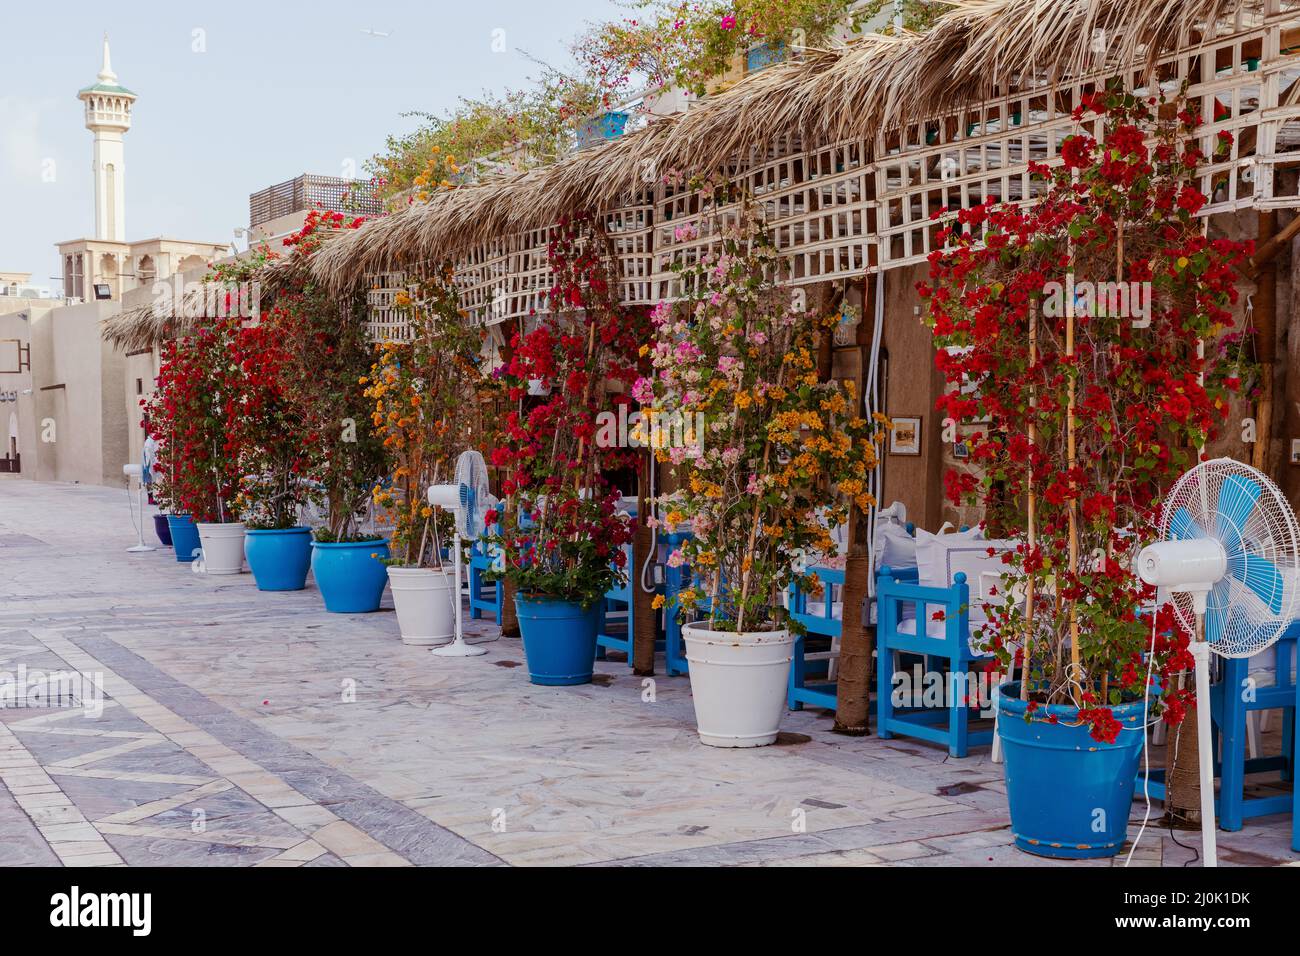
1,479,1297,867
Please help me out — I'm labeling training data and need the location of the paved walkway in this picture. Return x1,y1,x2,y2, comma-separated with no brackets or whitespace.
0,478,1296,867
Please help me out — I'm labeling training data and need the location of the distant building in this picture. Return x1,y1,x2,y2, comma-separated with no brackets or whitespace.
55,37,227,304
2,37,227,484
247,173,383,245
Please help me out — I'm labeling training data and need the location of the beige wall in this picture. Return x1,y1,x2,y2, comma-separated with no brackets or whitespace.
0,302,51,477
25,301,127,486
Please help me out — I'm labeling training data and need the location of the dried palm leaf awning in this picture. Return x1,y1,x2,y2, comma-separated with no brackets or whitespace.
310,0,1237,293
101,251,313,351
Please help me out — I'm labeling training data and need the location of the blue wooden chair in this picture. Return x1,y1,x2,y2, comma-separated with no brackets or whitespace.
468,538,503,622
786,566,845,711
1137,622,1296,832
596,543,636,664
660,530,720,676
875,565,997,758
1294,667,1299,852
1213,623,1296,831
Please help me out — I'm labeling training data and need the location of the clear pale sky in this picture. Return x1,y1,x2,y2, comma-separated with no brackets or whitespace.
0,0,625,288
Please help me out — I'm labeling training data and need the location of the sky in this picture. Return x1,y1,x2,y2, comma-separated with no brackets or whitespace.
0,0,626,289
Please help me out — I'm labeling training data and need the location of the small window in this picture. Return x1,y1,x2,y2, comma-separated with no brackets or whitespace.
135,378,143,395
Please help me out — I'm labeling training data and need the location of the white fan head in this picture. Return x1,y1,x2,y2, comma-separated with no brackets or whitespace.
454,449,492,538
1157,457,1300,658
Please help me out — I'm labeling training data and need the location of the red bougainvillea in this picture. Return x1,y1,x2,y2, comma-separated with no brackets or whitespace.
486,214,649,606
919,88,1251,740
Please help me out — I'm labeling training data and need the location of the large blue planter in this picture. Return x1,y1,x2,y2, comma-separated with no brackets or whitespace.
514,595,600,686
998,681,1148,859
166,514,201,563
153,514,173,547
246,527,313,592
310,538,389,612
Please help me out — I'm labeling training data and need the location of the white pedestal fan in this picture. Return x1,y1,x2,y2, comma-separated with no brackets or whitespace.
426,450,493,658
121,463,155,554
1135,457,1300,867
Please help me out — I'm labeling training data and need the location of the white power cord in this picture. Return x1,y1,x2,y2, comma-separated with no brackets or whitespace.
1123,605,1161,867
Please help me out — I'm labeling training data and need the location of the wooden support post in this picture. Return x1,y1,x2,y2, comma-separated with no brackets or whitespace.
1252,210,1278,477
632,451,656,675
833,274,878,736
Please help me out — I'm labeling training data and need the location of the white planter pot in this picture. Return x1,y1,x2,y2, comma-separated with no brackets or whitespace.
388,566,457,646
683,622,794,748
195,522,246,575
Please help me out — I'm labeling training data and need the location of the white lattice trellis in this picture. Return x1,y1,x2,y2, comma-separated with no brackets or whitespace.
359,0,1300,336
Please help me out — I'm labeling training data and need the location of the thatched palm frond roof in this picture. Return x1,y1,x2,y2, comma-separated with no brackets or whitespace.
101,250,314,351
309,0,1234,294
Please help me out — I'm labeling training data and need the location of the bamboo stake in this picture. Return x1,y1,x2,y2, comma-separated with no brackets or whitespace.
1021,303,1038,701
1066,267,1081,702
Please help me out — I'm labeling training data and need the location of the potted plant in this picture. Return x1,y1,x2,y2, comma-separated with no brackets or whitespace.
227,316,318,591
144,317,246,574
487,216,644,684
644,200,883,746
269,232,390,612
922,90,1250,856
365,273,487,643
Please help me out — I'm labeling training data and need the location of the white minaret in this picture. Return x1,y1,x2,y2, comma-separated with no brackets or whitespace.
78,35,135,242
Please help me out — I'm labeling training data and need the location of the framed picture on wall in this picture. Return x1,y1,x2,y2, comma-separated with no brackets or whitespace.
889,417,922,456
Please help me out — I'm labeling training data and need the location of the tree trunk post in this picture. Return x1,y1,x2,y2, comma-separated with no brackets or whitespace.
632,451,657,675
833,275,878,736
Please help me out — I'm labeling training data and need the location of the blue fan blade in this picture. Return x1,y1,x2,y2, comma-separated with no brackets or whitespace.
1204,578,1231,645
1216,474,1262,555
1169,507,1206,541
1229,554,1285,615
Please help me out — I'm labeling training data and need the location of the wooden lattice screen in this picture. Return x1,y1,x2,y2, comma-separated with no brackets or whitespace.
363,0,1300,339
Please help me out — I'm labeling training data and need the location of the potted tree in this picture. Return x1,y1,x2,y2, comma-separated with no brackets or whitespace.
366,272,488,643
487,216,644,684
228,315,318,591
644,201,884,746
274,263,391,612
145,318,246,574
923,90,1250,857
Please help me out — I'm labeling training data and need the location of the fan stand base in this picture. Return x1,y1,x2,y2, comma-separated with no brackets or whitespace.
430,641,487,658
126,545,156,553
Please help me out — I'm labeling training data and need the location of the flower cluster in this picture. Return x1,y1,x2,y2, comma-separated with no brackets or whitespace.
364,270,492,566
486,215,648,607
920,88,1251,740
644,201,884,632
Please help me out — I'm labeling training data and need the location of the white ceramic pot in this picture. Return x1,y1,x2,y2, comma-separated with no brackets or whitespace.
195,521,246,575
683,622,794,748
388,566,457,646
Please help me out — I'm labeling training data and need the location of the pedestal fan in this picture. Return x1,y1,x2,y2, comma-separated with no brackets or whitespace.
427,450,492,658
1135,457,1300,866
121,463,155,554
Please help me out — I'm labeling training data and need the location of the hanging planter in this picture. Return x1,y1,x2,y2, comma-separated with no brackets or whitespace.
195,521,246,575
311,538,390,612
245,527,312,591
683,623,794,747
165,514,201,563
388,566,457,645
998,683,1147,859
514,594,600,685
153,514,173,547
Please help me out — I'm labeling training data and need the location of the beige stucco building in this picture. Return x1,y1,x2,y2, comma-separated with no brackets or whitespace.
1,38,225,489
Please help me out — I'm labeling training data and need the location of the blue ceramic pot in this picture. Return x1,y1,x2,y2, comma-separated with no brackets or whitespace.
153,513,173,547
310,538,390,612
998,681,1147,859
514,595,599,686
166,514,201,564
245,527,313,591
